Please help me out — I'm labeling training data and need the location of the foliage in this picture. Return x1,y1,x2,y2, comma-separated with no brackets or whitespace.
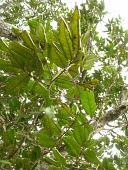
0,0,128,170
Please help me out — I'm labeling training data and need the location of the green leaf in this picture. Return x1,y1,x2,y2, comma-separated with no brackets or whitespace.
0,39,10,53
55,74,73,89
30,146,42,161
15,158,29,169
37,132,55,147
2,129,15,146
0,39,25,69
28,19,38,29
9,41,33,59
73,125,88,145
81,25,91,45
40,106,55,119
16,30,37,50
44,157,60,167
71,5,80,55
27,81,51,106
36,23,47,49
63,136,81,156
34,82,52,106
0,160,11,167
53,149,66,165
67,84,83,99
68,64,79,77
4,73,29,94
85,139,96,148
80,89,96,117
42,115,55,136
59,18,73,60
83,149,101,165
0,59,23,73
48,166,61,170
84,54,96,70
48,43,68,68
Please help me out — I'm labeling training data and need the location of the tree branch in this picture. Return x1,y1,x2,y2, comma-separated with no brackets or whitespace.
92,102,128,133
0,19,19,40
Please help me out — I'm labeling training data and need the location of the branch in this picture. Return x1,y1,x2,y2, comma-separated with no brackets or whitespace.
0,19,19,40
93,102,128,133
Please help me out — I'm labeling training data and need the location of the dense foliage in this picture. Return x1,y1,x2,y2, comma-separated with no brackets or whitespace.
0,0,128,169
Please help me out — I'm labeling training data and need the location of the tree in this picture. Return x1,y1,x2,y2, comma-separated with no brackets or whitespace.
0,0,128,169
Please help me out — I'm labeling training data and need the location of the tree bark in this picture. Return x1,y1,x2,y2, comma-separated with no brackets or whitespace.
92,102,128,133
0,19,19,40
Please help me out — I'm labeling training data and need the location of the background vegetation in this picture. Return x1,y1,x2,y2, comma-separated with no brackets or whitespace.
0,0,128,169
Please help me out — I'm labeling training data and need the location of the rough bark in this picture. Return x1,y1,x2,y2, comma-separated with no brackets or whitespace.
92,102,128,133
0,19,19,40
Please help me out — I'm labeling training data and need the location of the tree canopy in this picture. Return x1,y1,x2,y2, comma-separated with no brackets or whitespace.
0,0,128,170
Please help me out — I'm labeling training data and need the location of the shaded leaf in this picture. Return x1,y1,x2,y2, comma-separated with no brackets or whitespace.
9,40,33,59
0,160,11,167
63,136,80,156
55,73,73,89
36,23,47,49
30,146,42,161
29,81,52,106
0,59,23,73
83,149,101,165
2,129,15,146
15,158,29,169
4,73,29,94
68,64,79,77
42,115,55,136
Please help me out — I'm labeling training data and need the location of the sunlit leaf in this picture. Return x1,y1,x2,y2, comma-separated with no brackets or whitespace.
73,125,88,145
59,18,73,60
44,157,60,167
80,89,96,117
48,43,68,68
53,149,66,165
71,5,80,55
15,30,37,50
84,54,96,70
37,132,55,147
